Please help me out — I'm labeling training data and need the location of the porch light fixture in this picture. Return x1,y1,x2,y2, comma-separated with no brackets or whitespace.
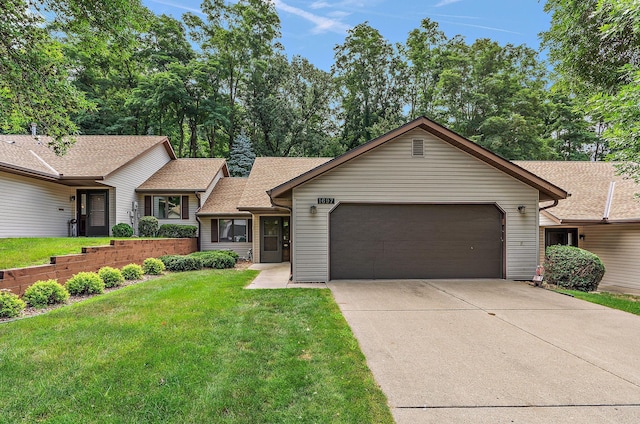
310,205,317,215
517,205,526,215
70,195,76,202
579,234,585,241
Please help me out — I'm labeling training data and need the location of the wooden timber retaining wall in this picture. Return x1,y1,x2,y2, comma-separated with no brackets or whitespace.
0,238,197,295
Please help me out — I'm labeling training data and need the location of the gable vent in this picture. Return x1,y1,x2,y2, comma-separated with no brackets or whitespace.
412,139,424,157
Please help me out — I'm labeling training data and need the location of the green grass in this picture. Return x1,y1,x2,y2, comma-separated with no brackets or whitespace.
0,238,129,270
558,290,640,316
0,270,393,423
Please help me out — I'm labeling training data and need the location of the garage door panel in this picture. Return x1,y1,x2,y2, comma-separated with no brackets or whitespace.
330,204,503,279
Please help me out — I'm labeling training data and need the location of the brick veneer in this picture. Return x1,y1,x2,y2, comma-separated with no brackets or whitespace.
0,238,197,295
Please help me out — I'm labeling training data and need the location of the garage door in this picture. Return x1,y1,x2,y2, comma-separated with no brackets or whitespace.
329,204,503,279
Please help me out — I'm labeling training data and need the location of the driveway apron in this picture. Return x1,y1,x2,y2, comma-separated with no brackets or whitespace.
328,280,640,423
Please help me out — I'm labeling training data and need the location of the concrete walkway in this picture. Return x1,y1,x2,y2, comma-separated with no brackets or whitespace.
246,262,327,289
329,279,640,424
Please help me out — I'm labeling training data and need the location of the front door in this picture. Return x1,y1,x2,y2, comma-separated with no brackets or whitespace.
261,217,282,263
77,190,109,236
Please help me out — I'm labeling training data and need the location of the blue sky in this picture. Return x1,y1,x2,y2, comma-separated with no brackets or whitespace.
144,0,551,71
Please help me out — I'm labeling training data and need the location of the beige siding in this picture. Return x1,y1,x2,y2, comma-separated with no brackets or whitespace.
580,224,640,294
291,129,540,282
104,144,172,233
0,171,75,237
200,217,252,258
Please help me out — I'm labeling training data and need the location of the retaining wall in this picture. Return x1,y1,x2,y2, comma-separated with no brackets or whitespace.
0,238,197,295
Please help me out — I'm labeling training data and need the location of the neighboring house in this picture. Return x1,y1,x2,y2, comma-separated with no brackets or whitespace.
516,161,640,294
202,117,568,281
0,135,227,238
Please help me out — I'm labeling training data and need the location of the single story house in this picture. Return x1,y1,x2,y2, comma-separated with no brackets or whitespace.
516,161,640,294
0,134,227,238
200,117,568,281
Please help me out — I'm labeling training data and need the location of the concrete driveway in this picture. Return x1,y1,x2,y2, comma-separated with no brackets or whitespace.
328,280,640,423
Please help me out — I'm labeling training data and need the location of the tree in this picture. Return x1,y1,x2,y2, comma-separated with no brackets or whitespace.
333,23,406,150
543,0,640,172
228,132,255,177
0,0,150,152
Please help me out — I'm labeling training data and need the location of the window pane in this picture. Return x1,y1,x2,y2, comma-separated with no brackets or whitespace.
219,219,233,242
233,219,247,242
154,197,165,219
167,196,181,219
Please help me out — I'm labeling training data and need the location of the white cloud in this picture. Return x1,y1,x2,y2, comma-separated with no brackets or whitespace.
438,20,522,35
148,0,204,14
273,0,350,34
434,0,463,7
310,1,331,9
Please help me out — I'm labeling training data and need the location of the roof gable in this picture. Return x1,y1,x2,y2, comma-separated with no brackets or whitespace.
198,177,249,215
268,117,568,202
0,135,174,182
137,158,228,192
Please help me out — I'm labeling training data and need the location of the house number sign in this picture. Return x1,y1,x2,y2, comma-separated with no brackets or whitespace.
317,197,335,204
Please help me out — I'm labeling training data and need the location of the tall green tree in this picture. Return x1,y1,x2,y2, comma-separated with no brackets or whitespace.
333,23,406,150
0,0,149,152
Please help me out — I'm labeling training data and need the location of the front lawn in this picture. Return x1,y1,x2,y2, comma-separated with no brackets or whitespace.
0,269,392,423
558,290,640,316
0,237,122,270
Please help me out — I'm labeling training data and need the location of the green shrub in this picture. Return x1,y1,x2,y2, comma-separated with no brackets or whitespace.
111,223,134,237
544,245,606,292
221,250,240,260
22,279,69,308
139,216,159,237
66,272,105,296
121,263,144,280
98,266,125,288
143,258,165,275
157,224,197,238
0,290,25,318
190,251,236,269
160,255,203,272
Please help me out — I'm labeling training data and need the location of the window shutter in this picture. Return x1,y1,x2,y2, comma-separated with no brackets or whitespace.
144,196,151,216
182,196,189,219
247,219,253,242
211,219,218,242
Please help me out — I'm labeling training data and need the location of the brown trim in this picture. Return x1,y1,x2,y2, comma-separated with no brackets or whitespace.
247,219,253,243
237,207,290,214
268,116,568,202
136,189,204,194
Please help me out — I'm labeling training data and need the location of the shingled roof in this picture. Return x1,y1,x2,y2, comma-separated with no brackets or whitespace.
0,135,173,181
137,158,228,192
238,157,331,210
515,161,640,223
198,178,249,215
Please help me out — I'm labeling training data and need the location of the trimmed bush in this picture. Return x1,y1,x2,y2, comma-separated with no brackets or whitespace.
139,216,159,237
143,258,165,275
121,263,144,280
65,272,105,296
157,224,197,238
22,279,69,308
544,245,606,292
0,290,25,318
221,250,240,261
161,255,203,272
190,251,236,269
111,223,134,237
159,255,181,269
98,266,125,288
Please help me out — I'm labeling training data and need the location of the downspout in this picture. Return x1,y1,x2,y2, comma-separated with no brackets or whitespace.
602,182,615,222
268,190,293,281
195,192,204,252
539,199,559,212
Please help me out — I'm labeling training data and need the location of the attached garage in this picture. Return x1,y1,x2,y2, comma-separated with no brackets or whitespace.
330,203,504,279
267,117,568,282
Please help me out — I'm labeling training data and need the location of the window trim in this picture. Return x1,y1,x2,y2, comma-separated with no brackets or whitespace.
211,218,252,243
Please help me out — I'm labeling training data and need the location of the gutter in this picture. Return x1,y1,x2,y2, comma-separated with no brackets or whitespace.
603,181,616,221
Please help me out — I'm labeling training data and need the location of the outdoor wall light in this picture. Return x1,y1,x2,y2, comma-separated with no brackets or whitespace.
579,234,585,241
310,205,317,214
517,205,526,215
70,195,76,202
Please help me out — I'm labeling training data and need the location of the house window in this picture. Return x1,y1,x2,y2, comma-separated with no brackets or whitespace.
218,219,251,243
545,228,578,248
154,196,181,219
